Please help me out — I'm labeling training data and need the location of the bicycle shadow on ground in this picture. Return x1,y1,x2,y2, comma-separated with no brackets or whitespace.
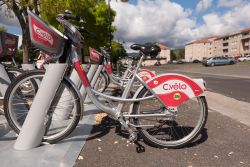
86,115,208,149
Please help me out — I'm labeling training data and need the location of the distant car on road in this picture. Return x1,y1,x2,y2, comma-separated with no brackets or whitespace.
238,56,250,62
154,61,161,66
177,59,186,64
202,56,237,67
193,59,201,63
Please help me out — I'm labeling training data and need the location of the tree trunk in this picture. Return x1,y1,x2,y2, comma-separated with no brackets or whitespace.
7,1,31,64
22,37,30,64
22,19,31,64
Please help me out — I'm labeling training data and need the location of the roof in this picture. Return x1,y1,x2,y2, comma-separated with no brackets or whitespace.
157,43,170,50
186,27,250,45
186,38,212,45
241,27,250,33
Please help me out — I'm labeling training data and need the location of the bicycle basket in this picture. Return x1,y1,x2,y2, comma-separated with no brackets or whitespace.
0,32,19,58
89,47,103,64
28,10,65,56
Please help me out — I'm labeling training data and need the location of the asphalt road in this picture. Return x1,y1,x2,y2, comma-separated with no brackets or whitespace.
75,112,250,167
75,63,250,167
149,63,250,103
168,72,250,103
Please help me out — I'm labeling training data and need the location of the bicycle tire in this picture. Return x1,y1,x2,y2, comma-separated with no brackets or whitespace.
4,70,81,143
94,71,109,93
6,67,24,81
132,87,208,148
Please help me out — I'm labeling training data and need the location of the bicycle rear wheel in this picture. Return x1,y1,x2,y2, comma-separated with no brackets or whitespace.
4,70,81,143
132,87,208,148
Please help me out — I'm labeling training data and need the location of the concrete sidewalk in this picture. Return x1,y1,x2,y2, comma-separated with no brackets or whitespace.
0,104,97,167
206,91,250,127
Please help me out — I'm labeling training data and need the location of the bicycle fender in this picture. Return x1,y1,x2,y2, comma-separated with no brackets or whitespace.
146,73,205,107
138,69,156,82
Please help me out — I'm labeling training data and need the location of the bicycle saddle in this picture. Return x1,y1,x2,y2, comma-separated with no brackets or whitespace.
130,44,161,58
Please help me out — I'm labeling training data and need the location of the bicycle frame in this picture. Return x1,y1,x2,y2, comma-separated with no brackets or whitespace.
100,50,155,88
72,45,154,119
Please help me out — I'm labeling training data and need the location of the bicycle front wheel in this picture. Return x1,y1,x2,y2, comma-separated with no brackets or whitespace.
6,67,24,81
4,70,81,143
132,87,208,148
94,71,109,93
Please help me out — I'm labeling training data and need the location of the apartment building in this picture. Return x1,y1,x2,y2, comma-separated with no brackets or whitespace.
142,43,171,66
185,27,250,62
185,37,216,62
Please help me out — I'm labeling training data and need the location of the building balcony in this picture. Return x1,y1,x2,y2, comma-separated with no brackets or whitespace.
243,50,250,54
241,34,250,40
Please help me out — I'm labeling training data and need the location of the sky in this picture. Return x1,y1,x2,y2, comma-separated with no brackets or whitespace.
1,0,250,51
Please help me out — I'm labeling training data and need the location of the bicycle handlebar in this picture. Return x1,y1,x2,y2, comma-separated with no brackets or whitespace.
63,13,81,22
57,12,97,40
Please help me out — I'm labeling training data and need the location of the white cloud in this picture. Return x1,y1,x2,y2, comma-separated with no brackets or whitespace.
193,3,250,37
111,0,250,49
196,0,213,12
217,0,242,8
111,0,197,48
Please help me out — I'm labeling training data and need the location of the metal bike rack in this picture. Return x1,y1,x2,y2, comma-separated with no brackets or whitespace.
21,64,36,70
84,65,103,103
0,64,11,99
79,64,99,101
14,64,68,150
52,69,82,120
14,63,100,150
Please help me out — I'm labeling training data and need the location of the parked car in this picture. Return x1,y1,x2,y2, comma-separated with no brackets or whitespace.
193,59,201,63
177,59,186,64
169,60,177,64
238,56,250,62
202,56,237,67
154,61,161,66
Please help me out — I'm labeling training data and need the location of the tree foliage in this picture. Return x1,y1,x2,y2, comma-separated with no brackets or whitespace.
39,0,116,55
171,48,184,60
0,0,39,64
1,0,127,64
0,26,7,32
111,40,127,64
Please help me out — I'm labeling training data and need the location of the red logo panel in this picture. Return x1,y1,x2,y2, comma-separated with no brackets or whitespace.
146,74,204,107
89,47,102,63
30,16,58,48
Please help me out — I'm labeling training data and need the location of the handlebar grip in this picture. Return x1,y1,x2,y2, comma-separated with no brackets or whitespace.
63,14,81,21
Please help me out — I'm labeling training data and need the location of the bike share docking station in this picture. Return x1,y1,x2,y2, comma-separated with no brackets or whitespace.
0,63,104,167
14,63,101,150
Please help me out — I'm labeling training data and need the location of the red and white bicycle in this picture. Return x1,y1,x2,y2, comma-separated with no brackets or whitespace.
4,10,208,148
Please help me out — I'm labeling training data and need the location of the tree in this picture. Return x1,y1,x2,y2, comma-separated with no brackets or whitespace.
39,0,116,54
1,0,115,63
171,48,184,60
0,26,7,32
111,40,126,64
0,0,40,64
